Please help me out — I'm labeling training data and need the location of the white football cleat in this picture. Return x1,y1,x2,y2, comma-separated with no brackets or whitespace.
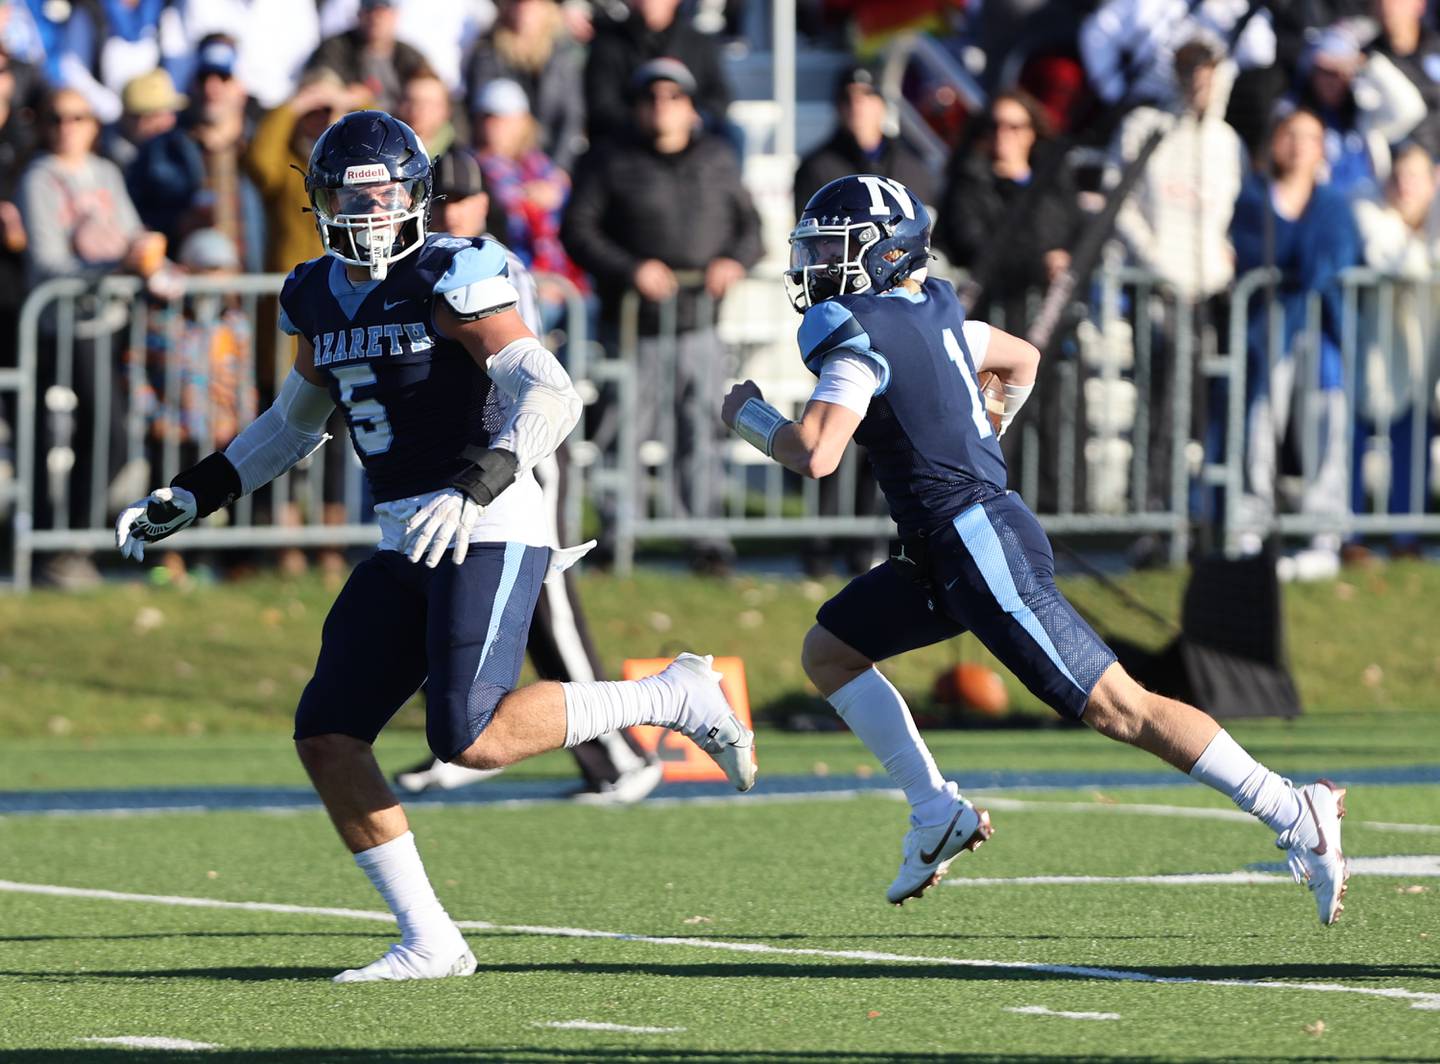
1280,778,1350,926
659,653,756,791
886,798,994,905
393,757,505,794
333,942,477,984
572,759,665,806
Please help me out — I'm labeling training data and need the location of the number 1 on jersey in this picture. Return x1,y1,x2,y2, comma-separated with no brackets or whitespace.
942,327,994,439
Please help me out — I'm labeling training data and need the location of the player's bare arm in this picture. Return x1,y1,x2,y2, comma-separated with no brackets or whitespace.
721,379,861,478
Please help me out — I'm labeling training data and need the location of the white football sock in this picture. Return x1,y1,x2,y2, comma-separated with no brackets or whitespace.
829,668,956,825
353,831,465,957
1189,730,1313,846
562,674,684,747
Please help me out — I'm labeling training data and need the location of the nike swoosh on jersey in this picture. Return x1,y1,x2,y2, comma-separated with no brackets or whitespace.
383,299,407,310
919,804,969,864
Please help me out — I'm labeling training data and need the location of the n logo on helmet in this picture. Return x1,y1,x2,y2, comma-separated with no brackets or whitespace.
858,176,914,219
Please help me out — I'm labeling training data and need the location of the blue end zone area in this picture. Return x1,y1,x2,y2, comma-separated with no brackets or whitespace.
3,764,1438,815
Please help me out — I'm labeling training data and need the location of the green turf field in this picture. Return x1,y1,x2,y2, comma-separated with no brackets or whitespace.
2,568,1438,1061
3,727,1439,1061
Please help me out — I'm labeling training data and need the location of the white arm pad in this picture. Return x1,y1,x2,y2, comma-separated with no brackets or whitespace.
486,337,583,472
442,276,520,321
223,369,334,494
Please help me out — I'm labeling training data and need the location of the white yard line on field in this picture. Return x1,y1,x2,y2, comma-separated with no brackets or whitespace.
943,855,1440,887
535,1021,686,1034
8,789,1439,837
3,879,1439,1012
79,1036,220,1050
1005,1006,1121,1021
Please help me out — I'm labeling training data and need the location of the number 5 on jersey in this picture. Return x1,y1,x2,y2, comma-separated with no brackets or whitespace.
332,364,394,455
942,327,994,439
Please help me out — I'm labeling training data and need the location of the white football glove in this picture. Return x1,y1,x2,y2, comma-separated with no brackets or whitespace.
401,489,483,568
115,486,198,562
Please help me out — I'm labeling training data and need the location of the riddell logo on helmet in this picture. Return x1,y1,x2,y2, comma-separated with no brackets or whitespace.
343,164,390,185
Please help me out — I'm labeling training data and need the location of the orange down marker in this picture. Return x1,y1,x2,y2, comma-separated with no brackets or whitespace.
621,657,753,782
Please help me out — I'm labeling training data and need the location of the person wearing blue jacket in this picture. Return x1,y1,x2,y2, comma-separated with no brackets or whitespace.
1229,105,1361,574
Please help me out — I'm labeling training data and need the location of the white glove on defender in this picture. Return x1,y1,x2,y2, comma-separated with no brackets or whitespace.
115,486,198,562
402,489,483,568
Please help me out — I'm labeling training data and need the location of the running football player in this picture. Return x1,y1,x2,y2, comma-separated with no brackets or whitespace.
722,174,1347,924
116,112,755,983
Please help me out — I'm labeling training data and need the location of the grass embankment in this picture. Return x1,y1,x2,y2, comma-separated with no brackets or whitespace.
1,561,1437,742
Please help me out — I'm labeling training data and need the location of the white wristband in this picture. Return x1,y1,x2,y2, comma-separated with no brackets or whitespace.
999,382,1033,437
734,397,793,457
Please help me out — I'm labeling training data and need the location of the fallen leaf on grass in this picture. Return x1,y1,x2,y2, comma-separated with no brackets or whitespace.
1304,1020,1326,1037
683,915,713,925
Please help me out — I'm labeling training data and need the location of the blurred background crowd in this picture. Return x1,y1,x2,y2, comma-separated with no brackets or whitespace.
3,0,1440,586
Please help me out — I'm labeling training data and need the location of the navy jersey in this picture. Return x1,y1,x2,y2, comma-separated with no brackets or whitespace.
279,234,509,503
799,278,1008,538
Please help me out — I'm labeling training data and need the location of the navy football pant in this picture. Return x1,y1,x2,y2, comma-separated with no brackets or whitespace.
294,543,549,760
817,493,1116,719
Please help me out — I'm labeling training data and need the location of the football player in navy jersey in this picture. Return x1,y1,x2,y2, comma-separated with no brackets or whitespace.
723,174,1349,925
115,111,755,983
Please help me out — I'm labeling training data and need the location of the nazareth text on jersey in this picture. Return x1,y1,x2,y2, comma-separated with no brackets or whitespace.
279,234,508,503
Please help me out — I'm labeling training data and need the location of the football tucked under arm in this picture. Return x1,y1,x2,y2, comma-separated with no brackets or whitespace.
977,371,1006,435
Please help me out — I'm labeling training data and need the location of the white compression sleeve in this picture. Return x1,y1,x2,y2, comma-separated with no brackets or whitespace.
486,337,583,472
222,369,334,495
962,320,993,370
810,351,884,416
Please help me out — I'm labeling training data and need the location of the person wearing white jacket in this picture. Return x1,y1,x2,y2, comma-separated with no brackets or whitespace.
1080,0,1275,111
1113,39,1245,520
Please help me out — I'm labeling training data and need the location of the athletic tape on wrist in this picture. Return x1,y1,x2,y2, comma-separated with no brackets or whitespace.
734,397,792,458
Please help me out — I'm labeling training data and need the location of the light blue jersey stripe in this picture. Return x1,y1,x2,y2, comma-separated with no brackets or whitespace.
472,542,528,682
953,503,1082,692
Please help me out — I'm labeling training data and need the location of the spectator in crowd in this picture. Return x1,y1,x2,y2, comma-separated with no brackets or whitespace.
1230,106,1361,576
0,45,37,354
317,0,491,94
182,33,265,273
117,68,206,245
562,58,761,571
1115,38,1245,520
1290,22,1425,200
1079,0,1275,113
305,0,427,114
936,89,1075,323
1372,0,1440,157
936,88,1078,511
473,78,586,310
244,69,360,273
465,0,586,171
19,86,163,290
1349,140,1438,558
179,0,320,110
396,67,455,157
45,0,189,125
18,87,170,584
583,0,729,143
792,64,934,217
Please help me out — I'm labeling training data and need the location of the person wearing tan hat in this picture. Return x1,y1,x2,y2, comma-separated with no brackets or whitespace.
117,68,206,246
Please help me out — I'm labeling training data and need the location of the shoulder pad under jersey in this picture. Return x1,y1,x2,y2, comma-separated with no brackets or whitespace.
433,238,519,321
797,299,892,391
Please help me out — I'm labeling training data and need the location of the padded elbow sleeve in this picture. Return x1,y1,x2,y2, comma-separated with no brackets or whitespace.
485,337,582,471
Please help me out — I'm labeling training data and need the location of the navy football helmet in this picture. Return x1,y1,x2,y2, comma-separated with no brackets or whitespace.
305,110,432,279
786,174,932,312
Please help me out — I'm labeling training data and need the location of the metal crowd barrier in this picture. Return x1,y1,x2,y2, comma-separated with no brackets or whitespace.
3,264,1436,588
